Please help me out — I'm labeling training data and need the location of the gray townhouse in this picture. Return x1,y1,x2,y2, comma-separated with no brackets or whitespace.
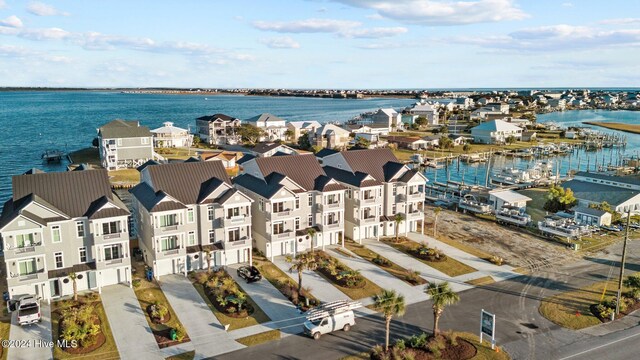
98,119,154,170
0,169,131,302
233,154,346,260
130,160,253,278
322,148,427,240
196,113,242,145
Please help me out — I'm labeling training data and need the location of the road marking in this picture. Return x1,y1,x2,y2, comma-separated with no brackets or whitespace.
558,330,640,360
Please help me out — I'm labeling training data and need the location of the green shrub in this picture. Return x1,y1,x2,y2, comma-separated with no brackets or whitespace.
60,304,101,348
489,255,504,266
408,333,428,348
174,324,186,341
404,270,421,284
394,338,406,350
150,302,168,320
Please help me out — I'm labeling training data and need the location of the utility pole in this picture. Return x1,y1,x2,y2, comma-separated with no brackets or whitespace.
616,209,632,317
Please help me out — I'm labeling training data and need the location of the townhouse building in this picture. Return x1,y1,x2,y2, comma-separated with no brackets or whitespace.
98,119,154,170
233,154,346,260
322,148,427,241
0,169,131,301
130,161,253,278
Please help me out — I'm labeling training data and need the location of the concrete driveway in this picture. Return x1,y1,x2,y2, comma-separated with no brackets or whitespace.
101,284,162,360
159,274,244,359
8,302,52,360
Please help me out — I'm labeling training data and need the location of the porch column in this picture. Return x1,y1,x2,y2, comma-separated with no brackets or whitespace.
341,231,344,248
128,267,133,288
183,256,187,277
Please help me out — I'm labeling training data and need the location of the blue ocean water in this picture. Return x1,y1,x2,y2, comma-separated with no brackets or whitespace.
0,91,416,201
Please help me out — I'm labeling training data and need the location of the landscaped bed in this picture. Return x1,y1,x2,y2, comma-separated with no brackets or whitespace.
253,252,319,311
382,237,476,277
314,250,383,300
343,241,427,286
235,329,281,347
51,293,119,360
190,269,270,330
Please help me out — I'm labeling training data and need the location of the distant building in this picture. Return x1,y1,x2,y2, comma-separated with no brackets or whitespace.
196,113,242,145
287,121,321,141
521,131,538,142
98,119,154,170
249,142,300,158
245,113,288,142
358,108,401,131
471,120,523,144
387,136,429,150
309,124,351,149
200,151,241,169
151,122,193,148
405,101,439,125
488,189,531,211
573,206,612,227
561,172,640,214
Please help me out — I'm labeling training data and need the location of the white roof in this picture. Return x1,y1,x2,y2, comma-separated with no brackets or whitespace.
316,124,350,136
472,120,522,132
409,102,437,112
489,189,532,203
378,108,398,116
288,121,321,129
151,122,189,134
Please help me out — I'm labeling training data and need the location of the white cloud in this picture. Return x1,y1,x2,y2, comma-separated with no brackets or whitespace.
0,0,6,9
260,36,301,49
0,44,33,57
27,2,70,17
253,18,361,33
20,27,70,40
562,2,573,7
448,24,640,51
334,0,528,25
599,18,640,25
0,15,23,28
339,26,407,38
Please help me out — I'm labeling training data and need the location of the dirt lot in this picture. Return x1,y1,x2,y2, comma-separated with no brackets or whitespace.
423,206,580,270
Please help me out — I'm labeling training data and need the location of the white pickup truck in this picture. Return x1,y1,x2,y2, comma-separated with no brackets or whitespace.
8,295,41,325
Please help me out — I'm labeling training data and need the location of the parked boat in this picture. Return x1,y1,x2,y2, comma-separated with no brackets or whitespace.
537,217,590,239
495,206,531,227
458,194,491,214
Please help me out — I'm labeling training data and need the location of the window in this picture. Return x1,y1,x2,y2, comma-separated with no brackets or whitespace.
392,204,396,215
16,233,35,247
104,244,121,260
295,197,300,209
327,194,338,204
142,137,149,145
158,214,178,227
228,228,241,242
392,185,397,196
272,202,285,213
187,231,196,246
208,206,214,221
187,209,194,223
117,138,122,146
76,221,85,237
208,230,215,242
54,252,63,269
259,200,264,211
363,208,373,219
327,213,338,225
273,222,285,235
227,207,240,218
79,247,87,263
308,195,313,207
295,217,300,230
52,225,61,243
363,190,373,200
18,259,37,275
308,214,313,227
102,221,120,235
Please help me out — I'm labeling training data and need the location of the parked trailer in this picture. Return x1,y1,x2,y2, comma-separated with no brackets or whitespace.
495,206,532,227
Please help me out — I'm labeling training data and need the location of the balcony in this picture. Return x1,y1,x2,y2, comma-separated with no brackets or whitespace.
273,231,293,240
222,215,250,227
159,224,180,232
4,243,44,257
318,202,341,211
320,222,341,231
95,232,127,242
227,237,250,247
405,210,423,219
408,192,424,200
163,248,181,256
355,197,377,206
357,216,378,225
266,210,291,220
8,269,46,284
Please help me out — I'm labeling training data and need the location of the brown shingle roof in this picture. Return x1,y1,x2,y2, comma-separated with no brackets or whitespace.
144,161,231,205
11,169,128,219
254,154,326,191
340,148,403,182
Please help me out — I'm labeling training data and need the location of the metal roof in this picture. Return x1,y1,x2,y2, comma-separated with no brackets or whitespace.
323,166,382,188
561,180,640,206
98,119,152,139
339,148,404,182
254,154,328,191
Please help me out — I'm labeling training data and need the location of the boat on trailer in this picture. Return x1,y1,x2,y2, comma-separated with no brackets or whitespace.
496,205,531,227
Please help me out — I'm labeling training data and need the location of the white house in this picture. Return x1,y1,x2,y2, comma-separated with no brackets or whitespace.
405,101,439,125
245,113,288,142
471,120,523,144
151,122,193,148
489,190,531,211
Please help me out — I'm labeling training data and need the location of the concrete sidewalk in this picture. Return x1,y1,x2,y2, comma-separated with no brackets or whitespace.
8,302,52,360
159,275,245,359
101,285,161,360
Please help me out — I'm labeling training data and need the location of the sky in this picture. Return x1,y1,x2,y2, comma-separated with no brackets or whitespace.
0,0,639,88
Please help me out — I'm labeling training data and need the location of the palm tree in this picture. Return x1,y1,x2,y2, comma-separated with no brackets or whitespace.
425,281,460,336
287,252,318,296
68,272,78,301
372,289,406,351
204,249,212,273
307,228,317,252
433,207,442,237
394,213,405,242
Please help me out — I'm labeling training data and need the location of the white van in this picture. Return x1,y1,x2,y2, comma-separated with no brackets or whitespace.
303,309,355,340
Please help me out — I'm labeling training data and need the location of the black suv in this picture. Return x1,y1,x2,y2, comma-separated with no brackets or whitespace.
237,266,262,283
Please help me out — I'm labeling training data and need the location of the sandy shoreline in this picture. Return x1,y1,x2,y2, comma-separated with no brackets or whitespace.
583,121,640,134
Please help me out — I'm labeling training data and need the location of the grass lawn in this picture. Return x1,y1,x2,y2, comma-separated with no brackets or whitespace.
253,254,319,307
517,188,548,224
343,241,427,286
108,169,140,184
457,332,511,360
382,239,477,277
315,251,384,300
134,284,189,346
191,280,270,331
434,235,495,263
0,316,10,360
155,147,194,160
165,350,195,360
539,277,627,330
51,295,119,360
68,147,102,166
235,329,281,347
339,352,370,360
465,276,495,286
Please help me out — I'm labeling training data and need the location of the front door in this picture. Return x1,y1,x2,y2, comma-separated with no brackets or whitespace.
50,279,60,298
88,271,97,289
187,256,192,271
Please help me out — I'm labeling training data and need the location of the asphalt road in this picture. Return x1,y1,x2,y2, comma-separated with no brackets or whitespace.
214,238,640,360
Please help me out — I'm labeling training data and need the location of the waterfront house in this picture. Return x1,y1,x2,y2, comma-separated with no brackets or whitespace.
0,169,131,301
471,120,523,144
196,113,242,145
130,161,253,278
488,189,531,212
245,113,288,142
573,206,612,227
561,172,640,214
422,135,440,148
449,134,472,147
521,131,538,142
358,108,401,131
98,119,154,170
287,121,321,141
405,101,439,125
387,136,429,150
151,122,193,148
322,148,427,240
309,124,351,149
233,154,346,260
354,133,386,148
